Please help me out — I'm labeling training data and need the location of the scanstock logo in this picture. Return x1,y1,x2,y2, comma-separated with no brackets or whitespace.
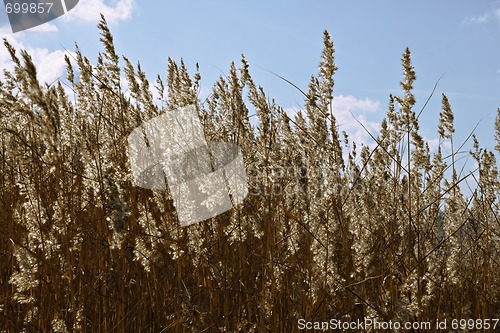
3,0,79,33
127,105,249,227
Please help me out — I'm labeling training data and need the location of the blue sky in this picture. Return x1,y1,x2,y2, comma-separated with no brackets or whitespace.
1,1,500,174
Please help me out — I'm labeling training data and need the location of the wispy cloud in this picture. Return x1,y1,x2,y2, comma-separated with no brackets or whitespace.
29,48,73,84
0,22,58,35
26,23,59,33
463,6,500,25
330,94,381,147
1,28,74,85
62,0,135,24
285,95,454,163
285,94,381,150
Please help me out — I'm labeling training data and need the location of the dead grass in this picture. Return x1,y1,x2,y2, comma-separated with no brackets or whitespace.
0,16,499,332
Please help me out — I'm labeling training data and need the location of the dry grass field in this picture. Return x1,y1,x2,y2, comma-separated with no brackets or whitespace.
1,16,499,332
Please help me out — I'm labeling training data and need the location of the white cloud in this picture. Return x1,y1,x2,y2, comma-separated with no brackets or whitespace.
0,1,134,87
0,28,23,72
285,94,381,150
26,23,59,33
0,24,13,35
463,7,500,25
330,94,381,148
0,22,58,35
62,0,135,24
333,95,380,114
464,13,491,24
1,28,74,86
283,95,458,168
29,48,72,84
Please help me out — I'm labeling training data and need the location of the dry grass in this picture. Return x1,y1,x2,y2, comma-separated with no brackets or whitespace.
0,16,499,332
